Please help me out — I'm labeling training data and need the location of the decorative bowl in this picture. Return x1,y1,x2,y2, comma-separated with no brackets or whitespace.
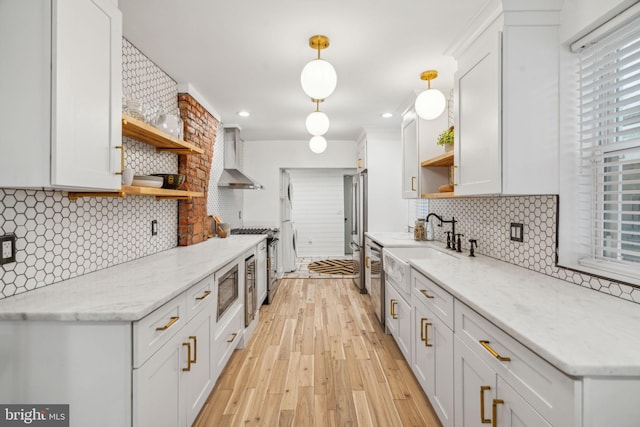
131,175,164,188
152,173,185,189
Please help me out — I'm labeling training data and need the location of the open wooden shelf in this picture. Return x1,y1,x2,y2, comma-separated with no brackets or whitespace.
68,185,204,201
421,151,453,167
122,115,204,155
421,192,455,199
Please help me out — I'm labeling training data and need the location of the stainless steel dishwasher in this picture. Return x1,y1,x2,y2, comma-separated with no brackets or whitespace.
367,239,384,326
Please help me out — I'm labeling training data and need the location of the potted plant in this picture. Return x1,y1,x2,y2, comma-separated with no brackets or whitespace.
437,126,454,152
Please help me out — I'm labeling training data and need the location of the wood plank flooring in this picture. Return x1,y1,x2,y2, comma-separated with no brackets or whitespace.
194,277,442,427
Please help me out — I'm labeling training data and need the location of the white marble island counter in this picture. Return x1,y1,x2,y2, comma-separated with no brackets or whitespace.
407,247,640,377
0,235,265,322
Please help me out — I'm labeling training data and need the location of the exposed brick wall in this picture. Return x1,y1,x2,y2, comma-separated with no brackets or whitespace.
177,93,218,246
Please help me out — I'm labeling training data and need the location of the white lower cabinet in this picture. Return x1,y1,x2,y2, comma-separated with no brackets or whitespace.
134,294,214,427
385,281,412,362
413,295,454,427
454,336,550,427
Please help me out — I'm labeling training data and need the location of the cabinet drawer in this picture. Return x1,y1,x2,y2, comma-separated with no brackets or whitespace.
185,274,214,320
134,295,187,368
412,269,454,330
213,302,244,379
454,300,576,426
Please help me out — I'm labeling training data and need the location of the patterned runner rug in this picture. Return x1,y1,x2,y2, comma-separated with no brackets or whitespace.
307,259,356,275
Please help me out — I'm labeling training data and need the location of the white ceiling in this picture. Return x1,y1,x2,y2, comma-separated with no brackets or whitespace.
120,0,486,141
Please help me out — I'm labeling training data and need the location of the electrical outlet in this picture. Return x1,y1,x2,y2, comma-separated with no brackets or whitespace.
151,220,158,236
510,223,524,242
0,234,16,265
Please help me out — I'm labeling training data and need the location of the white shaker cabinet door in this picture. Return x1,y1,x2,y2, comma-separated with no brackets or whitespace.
52,0,122,189
184,308,214,427
454,24,502,196
133,334,185,427
402,112,420,199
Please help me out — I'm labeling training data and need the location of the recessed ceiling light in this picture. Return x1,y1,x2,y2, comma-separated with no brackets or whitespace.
381,112,393,119
238,111,250,118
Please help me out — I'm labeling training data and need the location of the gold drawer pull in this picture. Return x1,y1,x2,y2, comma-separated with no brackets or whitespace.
492,399,504,427
156,316,179,331
182,342,192,372
195,290,211,301
390,299,397,319
227,332,238,343
189,336,197,364
420,318,428,342
411,176,416,191
480,340,511,362
366,256,370,268
115,145,124,175
480,386,491,424
420,289,434,299
358,158,362,168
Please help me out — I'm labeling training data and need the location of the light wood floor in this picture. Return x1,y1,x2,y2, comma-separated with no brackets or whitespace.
194,277,442,427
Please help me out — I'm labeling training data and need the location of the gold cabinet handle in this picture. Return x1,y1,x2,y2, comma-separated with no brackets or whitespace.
227,332,238,343
420,318,427,342
182,342,192,372
189,336,197,364
390,299,397,319
366,256,370,268
423,319,432,347
411,176,416,191
480,386,491,424
492,399,504,427
156,316,179,331
115,145,124,175
480,340,511,362
358,158,362,168
420,289,434,299
195,290,211,301
267,259,271,269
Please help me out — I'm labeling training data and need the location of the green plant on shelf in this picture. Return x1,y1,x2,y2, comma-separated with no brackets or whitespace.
437,126,454,146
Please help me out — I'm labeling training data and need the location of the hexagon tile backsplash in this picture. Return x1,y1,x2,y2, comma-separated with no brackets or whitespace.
429,196,640,305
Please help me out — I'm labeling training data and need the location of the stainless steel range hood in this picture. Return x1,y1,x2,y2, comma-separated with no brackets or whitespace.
218,127,263,189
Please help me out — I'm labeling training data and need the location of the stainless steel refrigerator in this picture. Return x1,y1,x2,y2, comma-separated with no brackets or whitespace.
350,171,367,293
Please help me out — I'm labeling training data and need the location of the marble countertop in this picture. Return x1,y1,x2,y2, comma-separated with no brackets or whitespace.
404,245,640,376
365,231,436,248
0,235,265,322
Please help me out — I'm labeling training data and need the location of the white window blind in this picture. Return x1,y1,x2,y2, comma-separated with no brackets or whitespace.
577,13,640,277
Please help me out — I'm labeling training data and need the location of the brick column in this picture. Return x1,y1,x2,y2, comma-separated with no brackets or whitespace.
177,93,218,246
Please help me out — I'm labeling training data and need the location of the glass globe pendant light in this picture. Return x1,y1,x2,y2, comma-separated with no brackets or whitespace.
414,70,446,120
306,99,330,136
300,35,337,100
309,135,327,153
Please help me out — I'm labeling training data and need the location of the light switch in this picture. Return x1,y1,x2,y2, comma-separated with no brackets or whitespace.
510,223,524,242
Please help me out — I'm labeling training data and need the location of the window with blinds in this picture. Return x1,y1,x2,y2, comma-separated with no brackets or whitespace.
578,13,640,275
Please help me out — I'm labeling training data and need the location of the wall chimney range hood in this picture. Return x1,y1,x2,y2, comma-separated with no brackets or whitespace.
218,127,263,189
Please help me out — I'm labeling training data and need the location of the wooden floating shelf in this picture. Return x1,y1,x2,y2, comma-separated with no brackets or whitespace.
421,151,454,167
121,115,204,155
68,185,204,201
421,192,455,199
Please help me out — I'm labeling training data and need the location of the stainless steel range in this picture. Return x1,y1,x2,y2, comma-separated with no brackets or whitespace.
230,227,279,304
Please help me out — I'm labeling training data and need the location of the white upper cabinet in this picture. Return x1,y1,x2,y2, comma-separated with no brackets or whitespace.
452,1,561,196
402,111,420,199
356,133,367,172
0,0,122,190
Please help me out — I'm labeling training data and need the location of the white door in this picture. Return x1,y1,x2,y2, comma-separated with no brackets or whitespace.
51,0,122,190
395,293,412,362
133,338,185,427
454,336,496,427
402,112,419,198
495,377,552,427
184,309,214,427
454,22,502,196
